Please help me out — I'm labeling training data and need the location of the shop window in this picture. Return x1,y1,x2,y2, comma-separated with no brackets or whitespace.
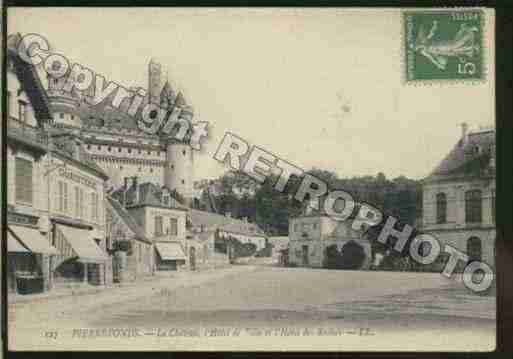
465,190,482,223
15,157,33,205
436,193,447,224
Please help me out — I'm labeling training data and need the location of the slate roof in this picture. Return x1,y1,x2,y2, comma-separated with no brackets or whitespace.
425,129,495,181
107,197,151,243
48,131,110,180
112,182,187,210
7,38,52,122
189,209,266,237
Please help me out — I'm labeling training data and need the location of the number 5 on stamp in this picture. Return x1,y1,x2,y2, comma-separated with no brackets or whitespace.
403,10,484,82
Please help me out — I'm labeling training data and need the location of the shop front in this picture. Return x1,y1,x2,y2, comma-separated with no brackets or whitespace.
52,221,108,285
7,223,59,295
154,241,186,271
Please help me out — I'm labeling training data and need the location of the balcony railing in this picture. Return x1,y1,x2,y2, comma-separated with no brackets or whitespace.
7,117,49,146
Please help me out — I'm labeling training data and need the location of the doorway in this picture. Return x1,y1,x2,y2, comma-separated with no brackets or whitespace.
302,245,309,266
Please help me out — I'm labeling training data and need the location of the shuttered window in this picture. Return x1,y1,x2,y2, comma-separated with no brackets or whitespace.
169,218,178,236
91,192,99,222
18,101,27,122
155,216,163,236
15,157,33,205
75,187,80,217
58,181,68,213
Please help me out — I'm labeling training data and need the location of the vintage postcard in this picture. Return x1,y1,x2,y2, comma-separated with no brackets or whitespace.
4,7,496,352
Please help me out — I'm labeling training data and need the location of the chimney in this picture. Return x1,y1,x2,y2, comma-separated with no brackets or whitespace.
461,122,469,143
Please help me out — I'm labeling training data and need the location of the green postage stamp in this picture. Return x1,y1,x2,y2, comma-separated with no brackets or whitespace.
404,9,484,82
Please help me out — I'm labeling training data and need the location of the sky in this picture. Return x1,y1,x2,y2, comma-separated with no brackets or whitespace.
8,8,495,181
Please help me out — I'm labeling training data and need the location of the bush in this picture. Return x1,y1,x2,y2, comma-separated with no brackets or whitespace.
339,241,366,269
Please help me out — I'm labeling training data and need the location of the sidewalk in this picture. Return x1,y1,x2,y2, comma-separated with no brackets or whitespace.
9,264,257,306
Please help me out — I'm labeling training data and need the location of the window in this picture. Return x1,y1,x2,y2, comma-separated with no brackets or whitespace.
18,101,27,122
294,223,298,232
59,113,64,119
467,237,482,262
87,145,91,150
108,146,111,152
436,193,447,224
80,189,85,218
74,187,80,217
169,218,178,236
465,189,482,223
91,192,99,222
97,145,101,150
181,180,185,184
182,150,186,156
163,195,170,206
128,149,132,154
58,181,68,213
148,151,152,155
7,91,11,117
118,147,122,152
15,158,33,205
155,216,163,236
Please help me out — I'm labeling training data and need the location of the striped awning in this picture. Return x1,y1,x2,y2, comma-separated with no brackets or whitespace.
57,224,108,263
8,225,59,255
155,242,186,261
7,230,30,253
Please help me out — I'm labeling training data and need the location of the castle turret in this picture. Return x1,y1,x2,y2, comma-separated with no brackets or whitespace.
163,98,194,206
148,59,163,105
164,139,194,206
46,69,82,128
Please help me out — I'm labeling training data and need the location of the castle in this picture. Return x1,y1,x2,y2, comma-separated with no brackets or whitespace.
46,58,195,204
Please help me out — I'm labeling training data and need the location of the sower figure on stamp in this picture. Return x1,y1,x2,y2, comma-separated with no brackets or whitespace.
414,20,480,70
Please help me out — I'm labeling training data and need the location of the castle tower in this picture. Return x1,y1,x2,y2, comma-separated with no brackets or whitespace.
163,104,195,207
148,59,163,105
46,69,81,128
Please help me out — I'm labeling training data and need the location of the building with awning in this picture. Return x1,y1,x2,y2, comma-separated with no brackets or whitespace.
8,225,59,255
6,225,60,295
154,242,186,261
56,225,108,263
7,231,30,253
